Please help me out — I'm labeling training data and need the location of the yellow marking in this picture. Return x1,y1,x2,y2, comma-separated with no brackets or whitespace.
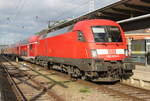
131,51,146,54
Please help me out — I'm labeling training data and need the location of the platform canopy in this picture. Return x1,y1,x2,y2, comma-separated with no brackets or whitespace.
39,0,150,35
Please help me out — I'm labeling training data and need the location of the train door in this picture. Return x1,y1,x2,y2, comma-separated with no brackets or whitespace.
73,30,89,58
27,45,30,57
146,39,150,65
36,39,45,56
17,46,20,55
32,43,37,56
20,45,28,56
131,40,146,64
44,39,48,56
28,42,38,57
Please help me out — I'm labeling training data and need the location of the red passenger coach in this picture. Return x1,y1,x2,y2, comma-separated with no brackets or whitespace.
28,35,39,57
16,35,39,58
11,19,135,81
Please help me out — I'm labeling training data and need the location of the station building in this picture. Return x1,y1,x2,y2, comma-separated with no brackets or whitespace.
125,29,150,65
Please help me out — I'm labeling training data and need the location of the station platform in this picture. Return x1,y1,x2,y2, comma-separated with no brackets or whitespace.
122,65,150,90
135,65,150,72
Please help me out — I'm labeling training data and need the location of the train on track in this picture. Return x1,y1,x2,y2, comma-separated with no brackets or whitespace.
2,19,135,81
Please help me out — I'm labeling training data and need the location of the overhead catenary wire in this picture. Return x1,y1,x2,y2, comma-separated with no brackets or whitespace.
36,0,90,27
14,0,24,14
5,0,23,24
13,0,27,23
54,0,103,21
6,0,24,24
5,0,116,30
38,0,109,29
54,0,91,21
46,0,119,30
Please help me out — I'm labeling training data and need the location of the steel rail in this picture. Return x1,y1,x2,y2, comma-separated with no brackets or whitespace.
2,55,68,89
24,61,147,101
119,82,150,95
77,80,145,101
2,55,65,101
0,63,27,101
30,78,65,101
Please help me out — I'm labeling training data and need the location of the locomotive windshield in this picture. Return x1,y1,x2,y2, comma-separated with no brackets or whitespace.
92,26,122,42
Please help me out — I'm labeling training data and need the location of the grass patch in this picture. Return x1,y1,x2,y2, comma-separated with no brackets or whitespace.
79,87,91,93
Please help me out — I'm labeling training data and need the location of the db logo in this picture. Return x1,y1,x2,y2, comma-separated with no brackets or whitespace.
108,49,116,54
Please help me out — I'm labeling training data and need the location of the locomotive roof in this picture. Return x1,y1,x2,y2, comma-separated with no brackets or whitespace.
28,35,39,43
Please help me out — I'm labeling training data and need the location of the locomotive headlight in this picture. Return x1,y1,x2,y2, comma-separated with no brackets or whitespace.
91,49,98,58
116,49,124,54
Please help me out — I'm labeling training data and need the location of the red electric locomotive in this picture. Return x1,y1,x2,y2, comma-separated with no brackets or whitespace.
15,19,134,81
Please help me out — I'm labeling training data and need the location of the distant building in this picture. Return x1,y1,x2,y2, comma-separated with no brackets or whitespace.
124,29,150,65
0,45,8,49
125,29,150,41
125,33,150,41
0,45,8,54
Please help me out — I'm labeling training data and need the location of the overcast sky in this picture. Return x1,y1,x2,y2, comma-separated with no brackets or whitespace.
0,0,118,45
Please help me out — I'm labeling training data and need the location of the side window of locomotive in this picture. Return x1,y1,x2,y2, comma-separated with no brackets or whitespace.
46,25,74,38
77,31,85,42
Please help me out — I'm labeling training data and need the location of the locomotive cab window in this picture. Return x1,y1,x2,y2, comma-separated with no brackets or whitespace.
108,26,122,42
77,30,85,42
92,26,122,42
92,26,107,42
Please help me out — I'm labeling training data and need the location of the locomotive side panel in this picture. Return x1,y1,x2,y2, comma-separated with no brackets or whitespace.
39,32,89,59
37,39,46,56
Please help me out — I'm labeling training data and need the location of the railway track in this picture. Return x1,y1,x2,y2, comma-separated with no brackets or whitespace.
103,83,150,101
21,58,150,101
1,63,27,101
1,55,150,101
1,55,66,101
49,70,150,101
